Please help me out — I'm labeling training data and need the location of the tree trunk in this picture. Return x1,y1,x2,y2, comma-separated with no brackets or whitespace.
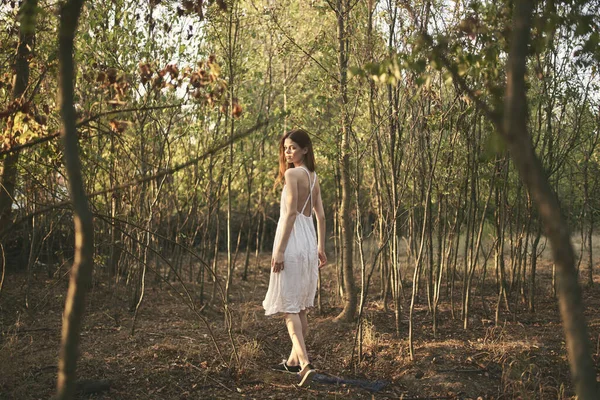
335,0,356,322
56,0,95,398
0,0,38,236
501,2,597,397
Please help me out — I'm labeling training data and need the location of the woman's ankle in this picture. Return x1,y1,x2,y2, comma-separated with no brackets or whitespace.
299,361,312,370
286,358,299,367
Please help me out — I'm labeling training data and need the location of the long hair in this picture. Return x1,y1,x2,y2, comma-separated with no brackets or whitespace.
276,129,316,187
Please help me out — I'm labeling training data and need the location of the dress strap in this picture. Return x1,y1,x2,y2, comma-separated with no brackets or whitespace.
299,166,316,216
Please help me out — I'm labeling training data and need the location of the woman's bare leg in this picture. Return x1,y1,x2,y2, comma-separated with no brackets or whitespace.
299,309,309,337
287,310,309,366
284,312,310,368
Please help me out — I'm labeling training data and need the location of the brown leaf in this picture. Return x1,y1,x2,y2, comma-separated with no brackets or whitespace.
151,74,164,89
182,0,194,12
34,115,47,125
191,89,202,99
189,72,202,88
109,119,129,133
214,0,227,11
106,68,118,84
139,63,153,84
166,64,179,79
107,100,127,107
232,100,242,118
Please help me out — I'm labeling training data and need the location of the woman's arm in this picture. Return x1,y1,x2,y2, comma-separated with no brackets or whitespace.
313,178,327,268
272,169,299,272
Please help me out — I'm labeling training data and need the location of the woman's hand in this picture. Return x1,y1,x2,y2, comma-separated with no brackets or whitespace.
272,251,285,273
318,250,327,269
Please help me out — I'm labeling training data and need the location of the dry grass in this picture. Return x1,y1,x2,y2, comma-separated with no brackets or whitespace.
1,244,599,399
236,338,261,373
361,319,379,354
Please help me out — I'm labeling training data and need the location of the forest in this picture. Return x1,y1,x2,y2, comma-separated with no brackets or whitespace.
0,0,599,398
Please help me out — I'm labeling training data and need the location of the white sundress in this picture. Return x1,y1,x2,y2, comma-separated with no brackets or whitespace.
262,166,319,316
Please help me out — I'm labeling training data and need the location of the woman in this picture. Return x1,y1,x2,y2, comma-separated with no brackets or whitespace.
262,128,327,387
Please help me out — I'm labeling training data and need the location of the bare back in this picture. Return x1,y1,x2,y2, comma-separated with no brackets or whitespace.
287,166,316,217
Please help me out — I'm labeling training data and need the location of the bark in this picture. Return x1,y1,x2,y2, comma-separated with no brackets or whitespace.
582,130,599,287
108,133,121,279
464,161,494,330
528,225,542,312
0,0,38,235
493,157,510,323
225,3,240,300
386,0,403,334
501,2,597,398
335,0,356,322
56,0,95,398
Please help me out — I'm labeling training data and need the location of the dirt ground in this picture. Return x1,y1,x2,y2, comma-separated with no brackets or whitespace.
1,255,599,399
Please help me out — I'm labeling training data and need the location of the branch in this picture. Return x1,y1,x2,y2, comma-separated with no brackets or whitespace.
0,104,183,157
270,14,339,84
0,118,271,236
398,0,501,130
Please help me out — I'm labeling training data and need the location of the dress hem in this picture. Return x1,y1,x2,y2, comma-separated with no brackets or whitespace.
263,305,314,316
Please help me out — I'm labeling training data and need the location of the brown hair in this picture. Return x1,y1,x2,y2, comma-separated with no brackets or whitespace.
276,129,316,187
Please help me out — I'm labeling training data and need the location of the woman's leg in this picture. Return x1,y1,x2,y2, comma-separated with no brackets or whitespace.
299,309,309,337
284,312,310,368
287,309,309,366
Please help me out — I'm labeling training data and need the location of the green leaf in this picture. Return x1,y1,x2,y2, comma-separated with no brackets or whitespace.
481,131,506,162
414,59,427,73
348,66,365,78
364,62,381,76
443,71,453,85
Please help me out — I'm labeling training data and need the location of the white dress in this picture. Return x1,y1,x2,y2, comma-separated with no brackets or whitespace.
263,166,319,316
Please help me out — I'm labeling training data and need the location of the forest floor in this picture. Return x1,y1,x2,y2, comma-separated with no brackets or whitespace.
1,254,599,399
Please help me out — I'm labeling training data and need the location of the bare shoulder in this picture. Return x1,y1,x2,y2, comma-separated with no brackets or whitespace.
284,168,301,184
284,168,305,180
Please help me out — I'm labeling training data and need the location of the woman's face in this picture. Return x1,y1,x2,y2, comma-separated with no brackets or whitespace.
284,138,307,165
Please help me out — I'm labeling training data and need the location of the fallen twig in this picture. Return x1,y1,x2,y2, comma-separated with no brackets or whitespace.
187,361,237,394
2,327,53,335
435,368,487,373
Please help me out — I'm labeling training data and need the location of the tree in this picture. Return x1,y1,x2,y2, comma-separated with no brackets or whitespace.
333,0,357,322
499,2,596,397
419,0,599,397
55,0,94,397
0,0,38,236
